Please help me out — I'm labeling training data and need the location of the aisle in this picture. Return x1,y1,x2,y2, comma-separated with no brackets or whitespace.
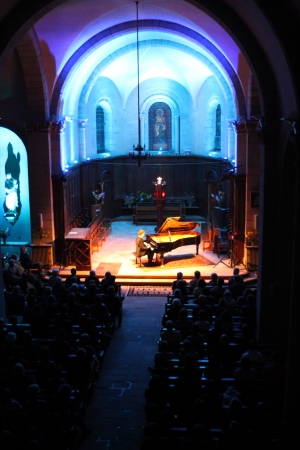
77,295,164,450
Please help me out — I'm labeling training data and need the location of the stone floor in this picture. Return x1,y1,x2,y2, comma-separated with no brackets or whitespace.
71,220,255,449
77,295,164,450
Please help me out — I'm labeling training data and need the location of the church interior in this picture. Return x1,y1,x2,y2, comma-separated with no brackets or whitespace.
0,0,299,447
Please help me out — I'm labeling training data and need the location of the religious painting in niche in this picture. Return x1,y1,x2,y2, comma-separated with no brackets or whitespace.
3,142,21,225
149,102,172,151
0,128,31,245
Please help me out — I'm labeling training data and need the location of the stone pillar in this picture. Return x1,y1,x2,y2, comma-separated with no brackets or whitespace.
284,122,300,428
78,119,88,161
245,120,260,238
227,121,235,162
231,116,247,175
255,119,281,343
139,113,145,148
24,121,54,247
174,114,180,153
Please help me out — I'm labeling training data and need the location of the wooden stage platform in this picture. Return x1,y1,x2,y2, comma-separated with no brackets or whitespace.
54,220,256,287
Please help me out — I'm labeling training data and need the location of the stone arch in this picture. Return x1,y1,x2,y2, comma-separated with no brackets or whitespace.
52,21,246,118
16,28,49,120
77,39,236,119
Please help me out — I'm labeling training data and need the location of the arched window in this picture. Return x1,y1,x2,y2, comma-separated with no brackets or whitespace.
96,105,105,153
148,102,172,151
214,104,221,151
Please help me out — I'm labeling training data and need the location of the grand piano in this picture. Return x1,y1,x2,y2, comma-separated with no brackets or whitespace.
146,217,201,265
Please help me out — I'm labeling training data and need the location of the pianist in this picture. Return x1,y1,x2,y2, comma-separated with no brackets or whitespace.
136,229,155,265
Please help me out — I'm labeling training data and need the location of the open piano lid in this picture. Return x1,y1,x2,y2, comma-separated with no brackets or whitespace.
156,217,200,234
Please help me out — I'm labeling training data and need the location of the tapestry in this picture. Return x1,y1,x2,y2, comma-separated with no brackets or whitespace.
95,262,121,275
127,285,171,297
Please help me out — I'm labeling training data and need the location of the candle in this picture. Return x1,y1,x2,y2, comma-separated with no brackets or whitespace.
39,214,43,228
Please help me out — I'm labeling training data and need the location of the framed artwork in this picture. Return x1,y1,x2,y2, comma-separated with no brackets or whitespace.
251,191,259,208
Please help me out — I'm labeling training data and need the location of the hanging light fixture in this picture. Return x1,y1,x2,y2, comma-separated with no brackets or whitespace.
129,1,149,167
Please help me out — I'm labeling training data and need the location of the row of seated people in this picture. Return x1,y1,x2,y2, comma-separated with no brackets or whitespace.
172,269,250,302
4,268,123,331
141,283,290,450
163,290,256,339
0,322,100,447
0,269,123,448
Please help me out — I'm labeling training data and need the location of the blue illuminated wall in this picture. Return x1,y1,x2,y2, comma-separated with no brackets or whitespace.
0,127,31,245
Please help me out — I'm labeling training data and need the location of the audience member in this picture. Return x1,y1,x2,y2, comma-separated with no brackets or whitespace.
154,340,175,367
160,320,181,345
228,274,246,300
48,268,60,286
171,272,187,292
189,270,201,288
210,277,226,303
174,307,192,339
227,267,243,286
20,245,43,275
5,259,27,290
85,269,100,286
193,278,207,299
208,272,218,286
178,339,199,362
194,310,211,334
64,267,81,286
5,285,26,316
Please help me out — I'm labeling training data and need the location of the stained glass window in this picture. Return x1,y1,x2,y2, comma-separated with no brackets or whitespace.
149,102,172,151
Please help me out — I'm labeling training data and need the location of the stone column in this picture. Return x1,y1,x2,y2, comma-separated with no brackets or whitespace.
174,114,180,153
245,120,260,234
227,121,235,162
24,121,54,247
139,113,145,148
231,116,247,175
78,119,88,161
254,118,281,343
284,121,300,428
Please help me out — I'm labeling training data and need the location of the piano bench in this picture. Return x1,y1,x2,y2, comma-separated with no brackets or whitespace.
133,252,146,267
133,252,158,267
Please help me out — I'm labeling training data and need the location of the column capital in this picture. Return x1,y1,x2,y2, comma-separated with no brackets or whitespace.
78,119,88,129
230,116,247,134
49,119,65,134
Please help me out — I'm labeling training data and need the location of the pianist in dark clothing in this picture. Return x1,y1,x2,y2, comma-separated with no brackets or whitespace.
136,229,154,264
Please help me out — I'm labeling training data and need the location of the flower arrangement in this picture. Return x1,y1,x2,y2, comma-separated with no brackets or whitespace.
0,227,10,244
36,227,48,242
122,193,136,208
137,191,152,202
183,191,195,207
212,191,225,207
92,190,105,204
246,229,258,245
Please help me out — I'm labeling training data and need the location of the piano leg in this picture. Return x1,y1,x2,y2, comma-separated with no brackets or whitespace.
159,253,165,266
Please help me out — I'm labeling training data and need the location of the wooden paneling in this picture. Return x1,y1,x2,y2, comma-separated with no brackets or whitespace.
55,156,234,234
